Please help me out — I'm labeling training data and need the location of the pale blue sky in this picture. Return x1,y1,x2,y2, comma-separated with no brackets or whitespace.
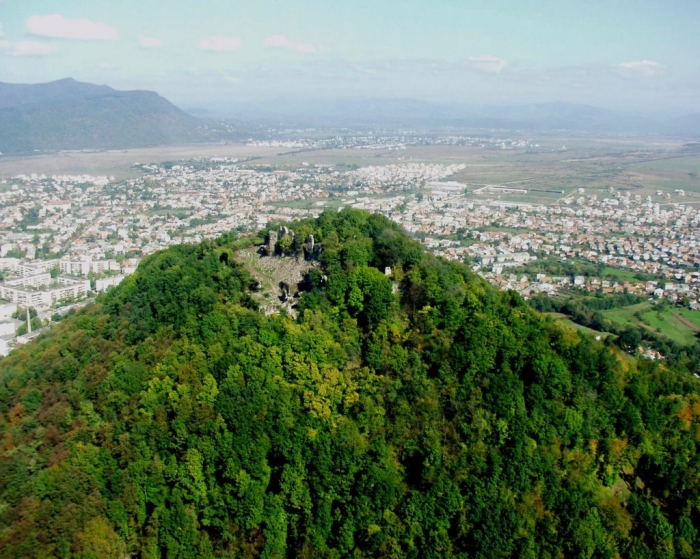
1,0,699,111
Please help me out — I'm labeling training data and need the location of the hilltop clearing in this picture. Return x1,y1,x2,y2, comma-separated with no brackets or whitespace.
236,246,319,316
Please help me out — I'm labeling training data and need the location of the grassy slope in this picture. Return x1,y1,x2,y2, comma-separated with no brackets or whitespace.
544,312,612,338
602,302,700,345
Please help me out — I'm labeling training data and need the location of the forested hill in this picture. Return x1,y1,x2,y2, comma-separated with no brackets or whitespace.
0,78,206,154
1,210,699,558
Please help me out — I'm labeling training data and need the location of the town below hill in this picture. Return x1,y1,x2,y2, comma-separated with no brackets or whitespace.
2,135,700,362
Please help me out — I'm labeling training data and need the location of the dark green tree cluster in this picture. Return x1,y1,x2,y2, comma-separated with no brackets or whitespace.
0,209,699,558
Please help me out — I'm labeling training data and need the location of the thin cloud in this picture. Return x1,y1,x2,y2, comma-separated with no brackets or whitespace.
619,60,663,78
0,23,4,39
25,14,118,40
200,35,241,51
140,37,163,49
264,34,316,53
0,39,59,56
468,55,508,74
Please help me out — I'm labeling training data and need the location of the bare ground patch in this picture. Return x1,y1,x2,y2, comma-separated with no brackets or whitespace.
236,247,319,317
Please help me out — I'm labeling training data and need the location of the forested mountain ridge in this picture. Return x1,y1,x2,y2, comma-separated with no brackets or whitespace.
0,210,699,558
0,78,206,154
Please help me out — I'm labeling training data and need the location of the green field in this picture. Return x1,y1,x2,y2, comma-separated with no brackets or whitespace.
598,266,662,283
146,208,191,218
602,302,700,345
602,302,653,325
544,312,611,338
546,302,700,346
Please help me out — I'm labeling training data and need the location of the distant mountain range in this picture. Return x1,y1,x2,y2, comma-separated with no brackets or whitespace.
220,98,700,137
0,78,697,156
665,112,700,137
0,78,207,155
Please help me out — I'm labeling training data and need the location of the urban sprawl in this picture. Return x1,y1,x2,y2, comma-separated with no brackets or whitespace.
1,137,698,355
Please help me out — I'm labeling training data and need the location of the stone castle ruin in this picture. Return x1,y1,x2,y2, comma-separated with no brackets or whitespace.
264,227,324,259
267,230,278,255
252,228,326,317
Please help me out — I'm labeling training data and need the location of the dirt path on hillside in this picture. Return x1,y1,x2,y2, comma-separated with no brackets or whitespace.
674,313,700,333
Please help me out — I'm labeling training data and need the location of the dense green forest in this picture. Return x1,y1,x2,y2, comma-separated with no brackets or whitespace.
1,209,699,558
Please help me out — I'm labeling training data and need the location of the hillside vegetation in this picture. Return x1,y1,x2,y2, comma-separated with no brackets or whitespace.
530,293,700,364
0,210,699,558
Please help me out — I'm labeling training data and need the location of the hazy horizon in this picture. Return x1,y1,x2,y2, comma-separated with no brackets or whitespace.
1,1,699,113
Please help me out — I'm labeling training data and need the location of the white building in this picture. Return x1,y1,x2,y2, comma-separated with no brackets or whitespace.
478,252,534,268
90,260,121,274
0,277,90,308
17,261,58,276
0,302,16,320
46,201,71,212
0,337,11,357
3,273,52,289
95,275,125,292
59,258,121,276
0,320,19,336
0,258,20,272
60,259,91,276
15,328,48,346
